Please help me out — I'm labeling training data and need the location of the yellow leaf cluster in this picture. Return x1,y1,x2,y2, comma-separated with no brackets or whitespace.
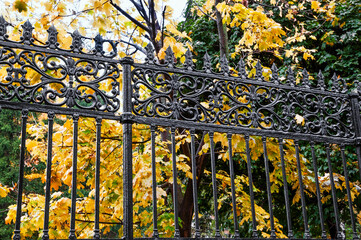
0,183,10,198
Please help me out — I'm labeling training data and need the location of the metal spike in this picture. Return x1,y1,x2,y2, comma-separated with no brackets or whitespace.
317,70,325,91
255,61,263,81
46,25,58,49
302,68,310,88
238,58,247,79
21,20,34,44
145,43,155,64
70,30,83,53
184,49,194,70
94,34,103,56
203,52,212,73
271,63,279,84
0,15,9,40
165,46,174,67
331,73,340,93
220,54,229,76
287,67,295,87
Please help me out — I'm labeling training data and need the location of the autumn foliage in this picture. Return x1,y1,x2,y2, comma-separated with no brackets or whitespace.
0,0,361,239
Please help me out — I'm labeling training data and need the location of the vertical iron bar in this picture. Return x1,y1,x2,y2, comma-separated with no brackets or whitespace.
278,138,293,238
190,129,200,238
13,109,28,240
121,57,134,240
310,142,326,239
326,144,342,239
93,116,102,239
42,111,54,240
151,125,159,238
171,127,180,238
245,135,258,238
69,113,79,240
228,133,239,238
294,140,310,239
340,145,359,239
349,91,361,182
348,87,360,239
357,146,361,183
209,131,221,238
262,136,276,238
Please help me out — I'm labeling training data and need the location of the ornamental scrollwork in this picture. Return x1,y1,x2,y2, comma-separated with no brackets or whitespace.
0,47,120,112
131,64,354,138
131,44,354,138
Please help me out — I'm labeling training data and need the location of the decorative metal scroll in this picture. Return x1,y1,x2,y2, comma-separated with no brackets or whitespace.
132,45,354,138
0,17,120,112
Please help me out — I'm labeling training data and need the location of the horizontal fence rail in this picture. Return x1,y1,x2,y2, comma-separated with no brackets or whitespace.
0,19,360,240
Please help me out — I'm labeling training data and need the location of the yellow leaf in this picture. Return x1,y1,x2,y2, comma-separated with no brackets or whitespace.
103,2,112,15
303,52,314,60
295,114,305,126
44,2,52,11
311,1,321,11
26,140,38,151
5,205,16,224
94,0,102,11
0,184,10,197
57,2,67,14
25,173,43,181
62,168,73,186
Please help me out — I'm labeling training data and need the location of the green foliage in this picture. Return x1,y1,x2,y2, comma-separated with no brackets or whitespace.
313,0,361,85
0,109,21,238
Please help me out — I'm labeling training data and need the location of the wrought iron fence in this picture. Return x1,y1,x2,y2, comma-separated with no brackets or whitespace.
0,17,360,240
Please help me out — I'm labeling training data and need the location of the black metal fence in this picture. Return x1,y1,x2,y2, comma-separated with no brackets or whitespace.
0,18,360,239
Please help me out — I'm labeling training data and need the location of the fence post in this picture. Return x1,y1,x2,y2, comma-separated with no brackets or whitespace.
349,90,361,182
120,56,134,240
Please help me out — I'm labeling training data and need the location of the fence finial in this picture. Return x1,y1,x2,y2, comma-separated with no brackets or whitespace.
271,63,279,84
302,68,310,88
331,73,340,93
46,25,59,49
184,49,194,70
145,43,155,64
203,51,212,73
165,46,175,67
220,54,229,76
255,60,263,81
94,34,104,56
287,66,295,87
238,58,247,79
70,30,83,52
317,70,325,91
0,15,9,40
21,20,34,44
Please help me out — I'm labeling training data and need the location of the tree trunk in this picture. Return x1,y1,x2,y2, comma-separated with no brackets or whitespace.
215,0,229,57
179,153,207,237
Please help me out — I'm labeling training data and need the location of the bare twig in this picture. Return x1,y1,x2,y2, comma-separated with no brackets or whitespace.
193,1,216,21
110,0,150,33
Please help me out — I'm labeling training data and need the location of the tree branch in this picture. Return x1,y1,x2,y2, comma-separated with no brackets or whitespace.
193,1,216,21
110,0,150,33
120,39,146,55
130,0,150,25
